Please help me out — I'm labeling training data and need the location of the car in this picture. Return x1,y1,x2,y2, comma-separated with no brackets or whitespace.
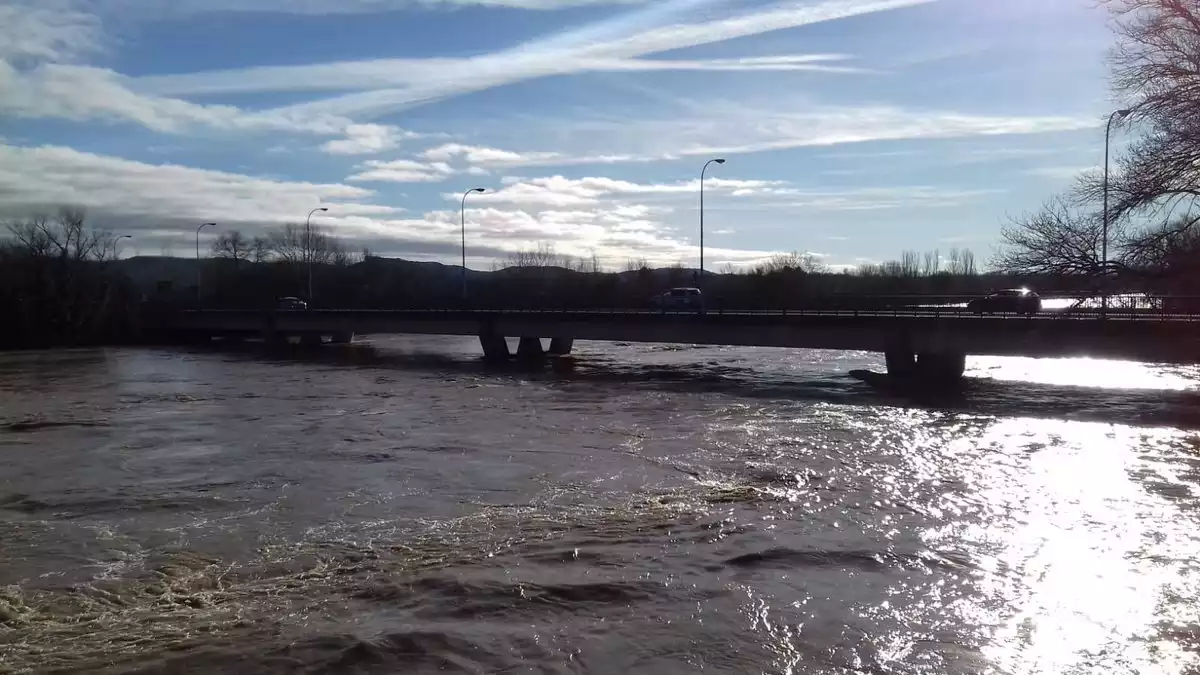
967,288,1041,315
650,287,703,311
277,296,308,311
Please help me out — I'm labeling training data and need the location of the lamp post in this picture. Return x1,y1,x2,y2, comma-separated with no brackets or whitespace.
114,234,131,259
1102,108,1132,318
195,222,215,305
305,207,328,305
461,187,485,301
699,158,725,285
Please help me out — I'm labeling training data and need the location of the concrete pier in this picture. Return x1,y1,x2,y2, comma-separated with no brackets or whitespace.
516,337,545,360
548,337,574,356
479,333,511,361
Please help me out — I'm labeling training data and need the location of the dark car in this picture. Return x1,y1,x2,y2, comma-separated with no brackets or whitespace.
277,296,308,311
967,288,1041,315
650,287,703,310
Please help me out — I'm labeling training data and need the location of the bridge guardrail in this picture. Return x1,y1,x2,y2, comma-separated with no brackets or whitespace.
174,294,1200,322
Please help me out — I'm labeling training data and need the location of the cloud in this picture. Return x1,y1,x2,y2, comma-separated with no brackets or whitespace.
491,102,1097,164
0,3,103,64
106,0,648,16
136,54,865,98
135,0,922,120
1024,165,1094,180
450,175,787,208
348,159,455,183
0,143,791,267
0,144,373,227
0,63,417,149
0,63,353,135
320,124,418,155
420,143,562,166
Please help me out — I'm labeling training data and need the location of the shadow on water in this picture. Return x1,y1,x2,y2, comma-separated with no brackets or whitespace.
176,340,1200,430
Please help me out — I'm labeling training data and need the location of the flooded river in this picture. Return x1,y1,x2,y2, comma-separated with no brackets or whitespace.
1,337,1199,674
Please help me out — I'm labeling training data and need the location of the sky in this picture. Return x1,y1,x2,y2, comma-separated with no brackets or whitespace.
0,0,1119,270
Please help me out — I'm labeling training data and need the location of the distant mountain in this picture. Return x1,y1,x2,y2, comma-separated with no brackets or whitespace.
116,255,708,293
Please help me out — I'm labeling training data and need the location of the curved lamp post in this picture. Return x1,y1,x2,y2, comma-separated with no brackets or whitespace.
699,158,725,285
461,187,486,301
306,207,328,304
195,222,216,304
114,234,131,259
1102,108,1132,318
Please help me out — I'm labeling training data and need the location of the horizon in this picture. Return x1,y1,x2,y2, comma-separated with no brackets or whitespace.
2,0,1116,270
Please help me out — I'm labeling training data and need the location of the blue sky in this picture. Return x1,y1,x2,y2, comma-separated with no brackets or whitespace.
0,0,1117,269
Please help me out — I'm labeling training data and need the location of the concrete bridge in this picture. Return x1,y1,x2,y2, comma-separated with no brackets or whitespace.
158,307,1200,384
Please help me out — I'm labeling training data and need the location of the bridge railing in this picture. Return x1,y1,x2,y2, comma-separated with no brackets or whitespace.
171,294,1200,321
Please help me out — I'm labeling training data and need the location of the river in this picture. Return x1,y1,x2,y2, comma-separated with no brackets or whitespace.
1,337,1198,674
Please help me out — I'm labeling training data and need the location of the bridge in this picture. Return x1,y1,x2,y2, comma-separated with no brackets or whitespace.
156,300,1200,385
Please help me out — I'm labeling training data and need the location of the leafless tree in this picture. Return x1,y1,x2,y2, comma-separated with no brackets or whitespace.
944,247,978,275
921,249,940,276
506,242,570,269
211,230,253,264
250,236,272,263
993,196,1106,276
624,257,650,272
752,251,827,275
5,208,117,262
1002,0,1200,277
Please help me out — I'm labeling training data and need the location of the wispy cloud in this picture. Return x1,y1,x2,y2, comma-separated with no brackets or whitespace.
0,3,103,64
320,124,421,155
348,159,455,182
105,0,649,16
0,144,373,225
449,175,786,208
135,54,866,97
135,0,923,120
0,63,425,148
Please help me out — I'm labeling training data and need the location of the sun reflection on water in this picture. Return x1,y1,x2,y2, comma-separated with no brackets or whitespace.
971,356,1200,391
935,417,1200,674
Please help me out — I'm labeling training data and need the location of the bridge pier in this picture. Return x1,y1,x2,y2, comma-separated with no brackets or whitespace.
885,348,918,379
299,333,323,347
517,337,545,360
885,348,965,385
917,351,966,383
548,337,574,356
330,331,355,344
479,333,511,361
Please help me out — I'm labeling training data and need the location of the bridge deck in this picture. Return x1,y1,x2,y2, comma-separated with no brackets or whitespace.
161,308,1200,364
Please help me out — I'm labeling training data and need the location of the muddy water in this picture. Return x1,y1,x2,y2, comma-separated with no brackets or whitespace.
1,337,1198,674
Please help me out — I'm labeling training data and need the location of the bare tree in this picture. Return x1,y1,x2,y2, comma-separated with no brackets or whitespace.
507,242,569,269
921,249,941,276
752,251,827,275
624,257,650,272
211,230,252,264
993,196,1105,276
945,247,979,276
1005,0,1200,278
6,208,117,262
250,236,272,263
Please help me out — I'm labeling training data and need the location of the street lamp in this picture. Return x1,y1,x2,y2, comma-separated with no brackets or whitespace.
306,206,328,304
699,158,725,285
195,222,215,304
461,187,485,301
1102,108,1133,318
113,234,131,259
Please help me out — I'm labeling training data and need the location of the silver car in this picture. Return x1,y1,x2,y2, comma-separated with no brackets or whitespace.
651,287,703,310
277,296,308,311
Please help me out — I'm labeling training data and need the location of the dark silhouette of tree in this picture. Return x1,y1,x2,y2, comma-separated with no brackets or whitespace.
1000,0,1200,282
211,230,252,265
